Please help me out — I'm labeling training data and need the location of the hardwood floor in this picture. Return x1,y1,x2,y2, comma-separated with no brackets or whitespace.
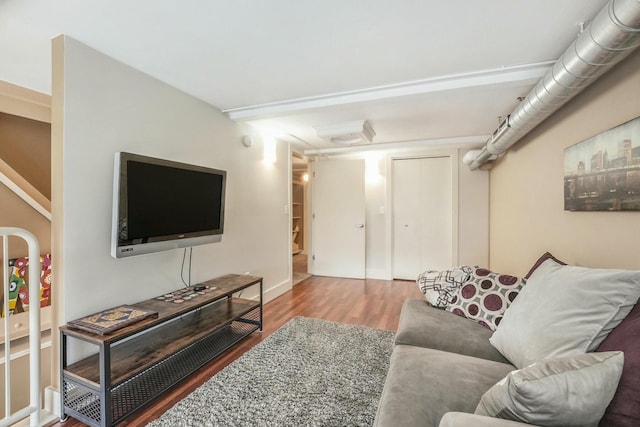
50,275,421,427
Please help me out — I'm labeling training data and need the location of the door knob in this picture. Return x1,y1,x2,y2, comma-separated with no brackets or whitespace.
356,224,365,228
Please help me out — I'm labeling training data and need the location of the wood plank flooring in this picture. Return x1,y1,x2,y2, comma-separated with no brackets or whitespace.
49,275,421,427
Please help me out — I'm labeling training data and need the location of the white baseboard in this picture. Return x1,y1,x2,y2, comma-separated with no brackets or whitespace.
45,386,61,417
366,268,392,280
13,412,57,427
242,278,291,304
263,279,291,303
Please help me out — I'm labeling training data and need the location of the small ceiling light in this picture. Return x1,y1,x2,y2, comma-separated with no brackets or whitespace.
314,120,376,145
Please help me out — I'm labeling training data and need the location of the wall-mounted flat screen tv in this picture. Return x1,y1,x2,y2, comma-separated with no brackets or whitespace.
111,152,226,258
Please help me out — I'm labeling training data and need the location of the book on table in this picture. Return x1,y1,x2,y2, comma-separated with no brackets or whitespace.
67,305,158,335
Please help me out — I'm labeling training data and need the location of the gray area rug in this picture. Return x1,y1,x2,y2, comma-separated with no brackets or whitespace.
147,317,394,427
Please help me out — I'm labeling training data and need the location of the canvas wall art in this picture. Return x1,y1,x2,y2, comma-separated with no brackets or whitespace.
564,116,640,211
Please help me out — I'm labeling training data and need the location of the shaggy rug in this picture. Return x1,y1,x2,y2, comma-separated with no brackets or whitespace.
147,317,394,427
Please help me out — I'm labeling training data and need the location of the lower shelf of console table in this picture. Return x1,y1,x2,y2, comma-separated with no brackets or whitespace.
60,274,263,427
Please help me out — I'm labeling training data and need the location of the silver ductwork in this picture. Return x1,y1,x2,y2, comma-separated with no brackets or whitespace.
469,0,640,170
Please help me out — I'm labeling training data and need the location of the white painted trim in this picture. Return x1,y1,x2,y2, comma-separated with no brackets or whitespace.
0,81,51,124
44,386,61,418
232,277,291,304
11,410,57,427
263,279,291,303
0,160,52,221
224,62,552,120
0,341,51,365
0,174,51,221
303,135,488,156
365,268,392,280
288,144,293,289
383,155,394,280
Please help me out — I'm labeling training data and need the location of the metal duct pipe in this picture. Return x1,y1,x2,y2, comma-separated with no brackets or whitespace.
469,0,640,170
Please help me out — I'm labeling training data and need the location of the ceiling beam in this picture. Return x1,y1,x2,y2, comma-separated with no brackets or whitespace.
302,135,489,156
224,61,554,121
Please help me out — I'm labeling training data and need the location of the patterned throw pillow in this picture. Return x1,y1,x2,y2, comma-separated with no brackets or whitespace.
597,300,640,426
446,267,526,331
417,266,472,308
475,351,623,425
5,254,52,316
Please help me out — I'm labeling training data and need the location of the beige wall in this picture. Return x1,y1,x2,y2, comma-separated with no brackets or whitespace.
489,50,640,275
458,148,489,267
0,112,51,199
0,184,51,258
0,83,52,256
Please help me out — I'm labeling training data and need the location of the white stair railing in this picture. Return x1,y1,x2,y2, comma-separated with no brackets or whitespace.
0,228,41,427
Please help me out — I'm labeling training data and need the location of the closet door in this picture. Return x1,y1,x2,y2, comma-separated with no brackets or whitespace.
393,156,453,280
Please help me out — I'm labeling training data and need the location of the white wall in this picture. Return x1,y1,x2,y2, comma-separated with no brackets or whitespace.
52,35,290,335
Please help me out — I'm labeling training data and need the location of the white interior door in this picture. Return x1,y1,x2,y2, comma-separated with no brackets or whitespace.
311,159,366,279
393,157,453,280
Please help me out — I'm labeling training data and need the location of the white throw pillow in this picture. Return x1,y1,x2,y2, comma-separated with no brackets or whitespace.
489,259,640,368
416,266,472,308
475,351,624,427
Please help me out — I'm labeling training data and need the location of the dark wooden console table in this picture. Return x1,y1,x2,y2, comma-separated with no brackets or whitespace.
60,274,263,426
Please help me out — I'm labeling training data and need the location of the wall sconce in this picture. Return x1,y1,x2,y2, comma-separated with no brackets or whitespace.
303,173,309,182
263,136,276,164
365,153,382,183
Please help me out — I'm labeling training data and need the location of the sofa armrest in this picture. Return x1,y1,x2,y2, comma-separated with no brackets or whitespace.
439,412,535,427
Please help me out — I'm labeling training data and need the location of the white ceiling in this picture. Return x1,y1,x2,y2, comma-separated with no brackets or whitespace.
0,0,609,154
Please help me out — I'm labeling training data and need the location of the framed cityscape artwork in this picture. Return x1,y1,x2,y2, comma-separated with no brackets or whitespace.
564,116,640,211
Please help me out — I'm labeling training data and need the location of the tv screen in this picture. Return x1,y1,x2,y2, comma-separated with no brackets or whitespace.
111,152,226,258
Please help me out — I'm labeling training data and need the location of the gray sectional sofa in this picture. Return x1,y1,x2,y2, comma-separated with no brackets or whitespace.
374,255,640,427
374,298,524,427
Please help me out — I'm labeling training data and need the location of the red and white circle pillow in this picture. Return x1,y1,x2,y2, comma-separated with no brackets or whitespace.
446,267,526,331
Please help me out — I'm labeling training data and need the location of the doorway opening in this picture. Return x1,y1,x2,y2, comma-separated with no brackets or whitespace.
292,152,310,285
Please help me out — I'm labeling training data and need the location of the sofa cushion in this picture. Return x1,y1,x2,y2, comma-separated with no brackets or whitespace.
374,345,514,427
475,351,623,427
417,266,472,308
440,412,536,427
395,299,510,364
446,267,526,331
490,259,640,368
597,301,640,426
